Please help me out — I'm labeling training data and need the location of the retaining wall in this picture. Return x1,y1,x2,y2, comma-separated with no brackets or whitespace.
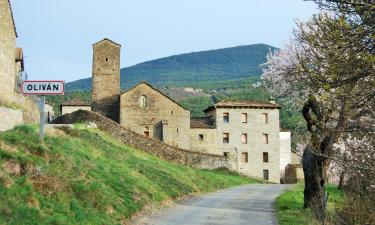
53,110,229,170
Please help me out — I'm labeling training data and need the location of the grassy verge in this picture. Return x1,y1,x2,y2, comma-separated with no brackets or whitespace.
0,125,259,225
276,184,345,225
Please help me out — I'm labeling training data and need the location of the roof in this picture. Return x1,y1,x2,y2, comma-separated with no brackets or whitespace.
15,48,24,70
60,100,91,106
190,117,215,129
121,82,189,111
204,99,281,112
7,0,17,37
93,38,121,47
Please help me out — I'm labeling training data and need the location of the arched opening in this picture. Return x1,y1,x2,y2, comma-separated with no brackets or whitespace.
139,95,147,108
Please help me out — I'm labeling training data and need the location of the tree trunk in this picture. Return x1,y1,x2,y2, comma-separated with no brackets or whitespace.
302,144,326,223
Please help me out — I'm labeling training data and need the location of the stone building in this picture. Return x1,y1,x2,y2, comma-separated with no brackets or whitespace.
0,0,18,101
0,0,38,130
91,39,121,122
61,38,291,183
120,82,191,149
61,100,92,115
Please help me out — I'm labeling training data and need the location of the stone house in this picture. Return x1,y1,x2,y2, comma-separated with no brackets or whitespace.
120,82,191,149
60,100,92,115
0,0,38,130
59,38,291,183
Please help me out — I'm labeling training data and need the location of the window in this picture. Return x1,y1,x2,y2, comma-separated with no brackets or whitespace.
144,131,150,137
263,152,269,162
177,128,179,133
241,113,247,123
262,113,268,124
139,95,147,108
171,110,174,115
263,133,269,144
223,133,229,143
199,134,204,141
241,133,248,144
223,113,229,123
241,152,248,163
263,170,269,180
224,152,229,158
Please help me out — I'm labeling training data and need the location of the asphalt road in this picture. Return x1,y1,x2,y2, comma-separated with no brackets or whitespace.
132,184,291,225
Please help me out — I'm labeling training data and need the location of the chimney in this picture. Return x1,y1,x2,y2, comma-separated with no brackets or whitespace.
269,97,276,104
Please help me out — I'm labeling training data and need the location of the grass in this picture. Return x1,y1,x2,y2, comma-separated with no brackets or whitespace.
0,125,259,225
276,184,345,225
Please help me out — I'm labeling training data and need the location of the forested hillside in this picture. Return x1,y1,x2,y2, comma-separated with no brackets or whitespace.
66,44,276,91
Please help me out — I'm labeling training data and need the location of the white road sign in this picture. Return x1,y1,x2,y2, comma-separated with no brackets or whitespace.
21,80,64,95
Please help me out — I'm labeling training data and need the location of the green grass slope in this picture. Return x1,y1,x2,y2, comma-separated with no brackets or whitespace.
66,44,277,91
0,126,258,225
276,184,345,225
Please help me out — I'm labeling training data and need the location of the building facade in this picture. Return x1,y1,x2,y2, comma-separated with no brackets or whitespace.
62,38,292,183
91,39,121,122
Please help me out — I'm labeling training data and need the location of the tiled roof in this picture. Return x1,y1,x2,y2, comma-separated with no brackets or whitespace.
93,38,121,46
61,100,91,106
190,117,215,129
204,99,281,112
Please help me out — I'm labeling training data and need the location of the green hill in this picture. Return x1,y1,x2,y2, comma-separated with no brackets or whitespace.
0,125,258,225
66,44,277,91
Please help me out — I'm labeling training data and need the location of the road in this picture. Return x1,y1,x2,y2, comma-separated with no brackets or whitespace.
132,184,291,225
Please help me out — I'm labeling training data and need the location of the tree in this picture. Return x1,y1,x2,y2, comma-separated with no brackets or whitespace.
262,12,374,222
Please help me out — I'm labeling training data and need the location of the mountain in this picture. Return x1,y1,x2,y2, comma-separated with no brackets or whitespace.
66,44,277,91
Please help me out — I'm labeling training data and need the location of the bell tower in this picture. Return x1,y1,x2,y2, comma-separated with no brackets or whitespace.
91,38,121,122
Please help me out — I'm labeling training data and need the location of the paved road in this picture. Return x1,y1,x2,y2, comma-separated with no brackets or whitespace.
132,184,290,225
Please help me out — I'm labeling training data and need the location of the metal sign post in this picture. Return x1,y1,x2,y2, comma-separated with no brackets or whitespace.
21,80,65,143
38,96,46,142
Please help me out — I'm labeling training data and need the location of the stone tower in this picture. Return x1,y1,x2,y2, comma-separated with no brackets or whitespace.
91,38,121,122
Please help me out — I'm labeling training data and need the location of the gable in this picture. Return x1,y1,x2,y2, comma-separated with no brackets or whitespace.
121,82,188,112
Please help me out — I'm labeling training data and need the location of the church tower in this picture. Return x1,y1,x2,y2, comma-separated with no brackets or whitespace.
91,38,121,122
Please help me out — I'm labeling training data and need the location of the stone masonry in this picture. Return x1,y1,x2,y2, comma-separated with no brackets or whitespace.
91,39,121,122
120,83,191,150
53,110,229,169
0,0,17,102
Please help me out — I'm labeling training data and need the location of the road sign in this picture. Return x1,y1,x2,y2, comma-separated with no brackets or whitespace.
20,80,65,142
21,80,64,95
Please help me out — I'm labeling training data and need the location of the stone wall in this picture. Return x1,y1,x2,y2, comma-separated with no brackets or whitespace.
189,128,217,154
91,39,121,122
53,110,229,169
0,107,23,131
0,0,17,103
120,83,191,150
212,107,281,183
284,164,304,184
279,131,291,175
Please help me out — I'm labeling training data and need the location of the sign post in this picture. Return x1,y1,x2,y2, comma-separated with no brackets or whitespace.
39,96,46,142
21,80,64,142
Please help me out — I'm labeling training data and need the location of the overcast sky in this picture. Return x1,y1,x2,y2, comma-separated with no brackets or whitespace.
11,0,318,82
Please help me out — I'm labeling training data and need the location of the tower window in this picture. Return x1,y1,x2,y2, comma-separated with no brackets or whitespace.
263,152,269,162
223,133,229,143
223,113,229,123
199,134,204,141
106,58,108,61
139,95,147,108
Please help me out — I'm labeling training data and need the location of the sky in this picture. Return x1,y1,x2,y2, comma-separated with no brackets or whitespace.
11,0,318,82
